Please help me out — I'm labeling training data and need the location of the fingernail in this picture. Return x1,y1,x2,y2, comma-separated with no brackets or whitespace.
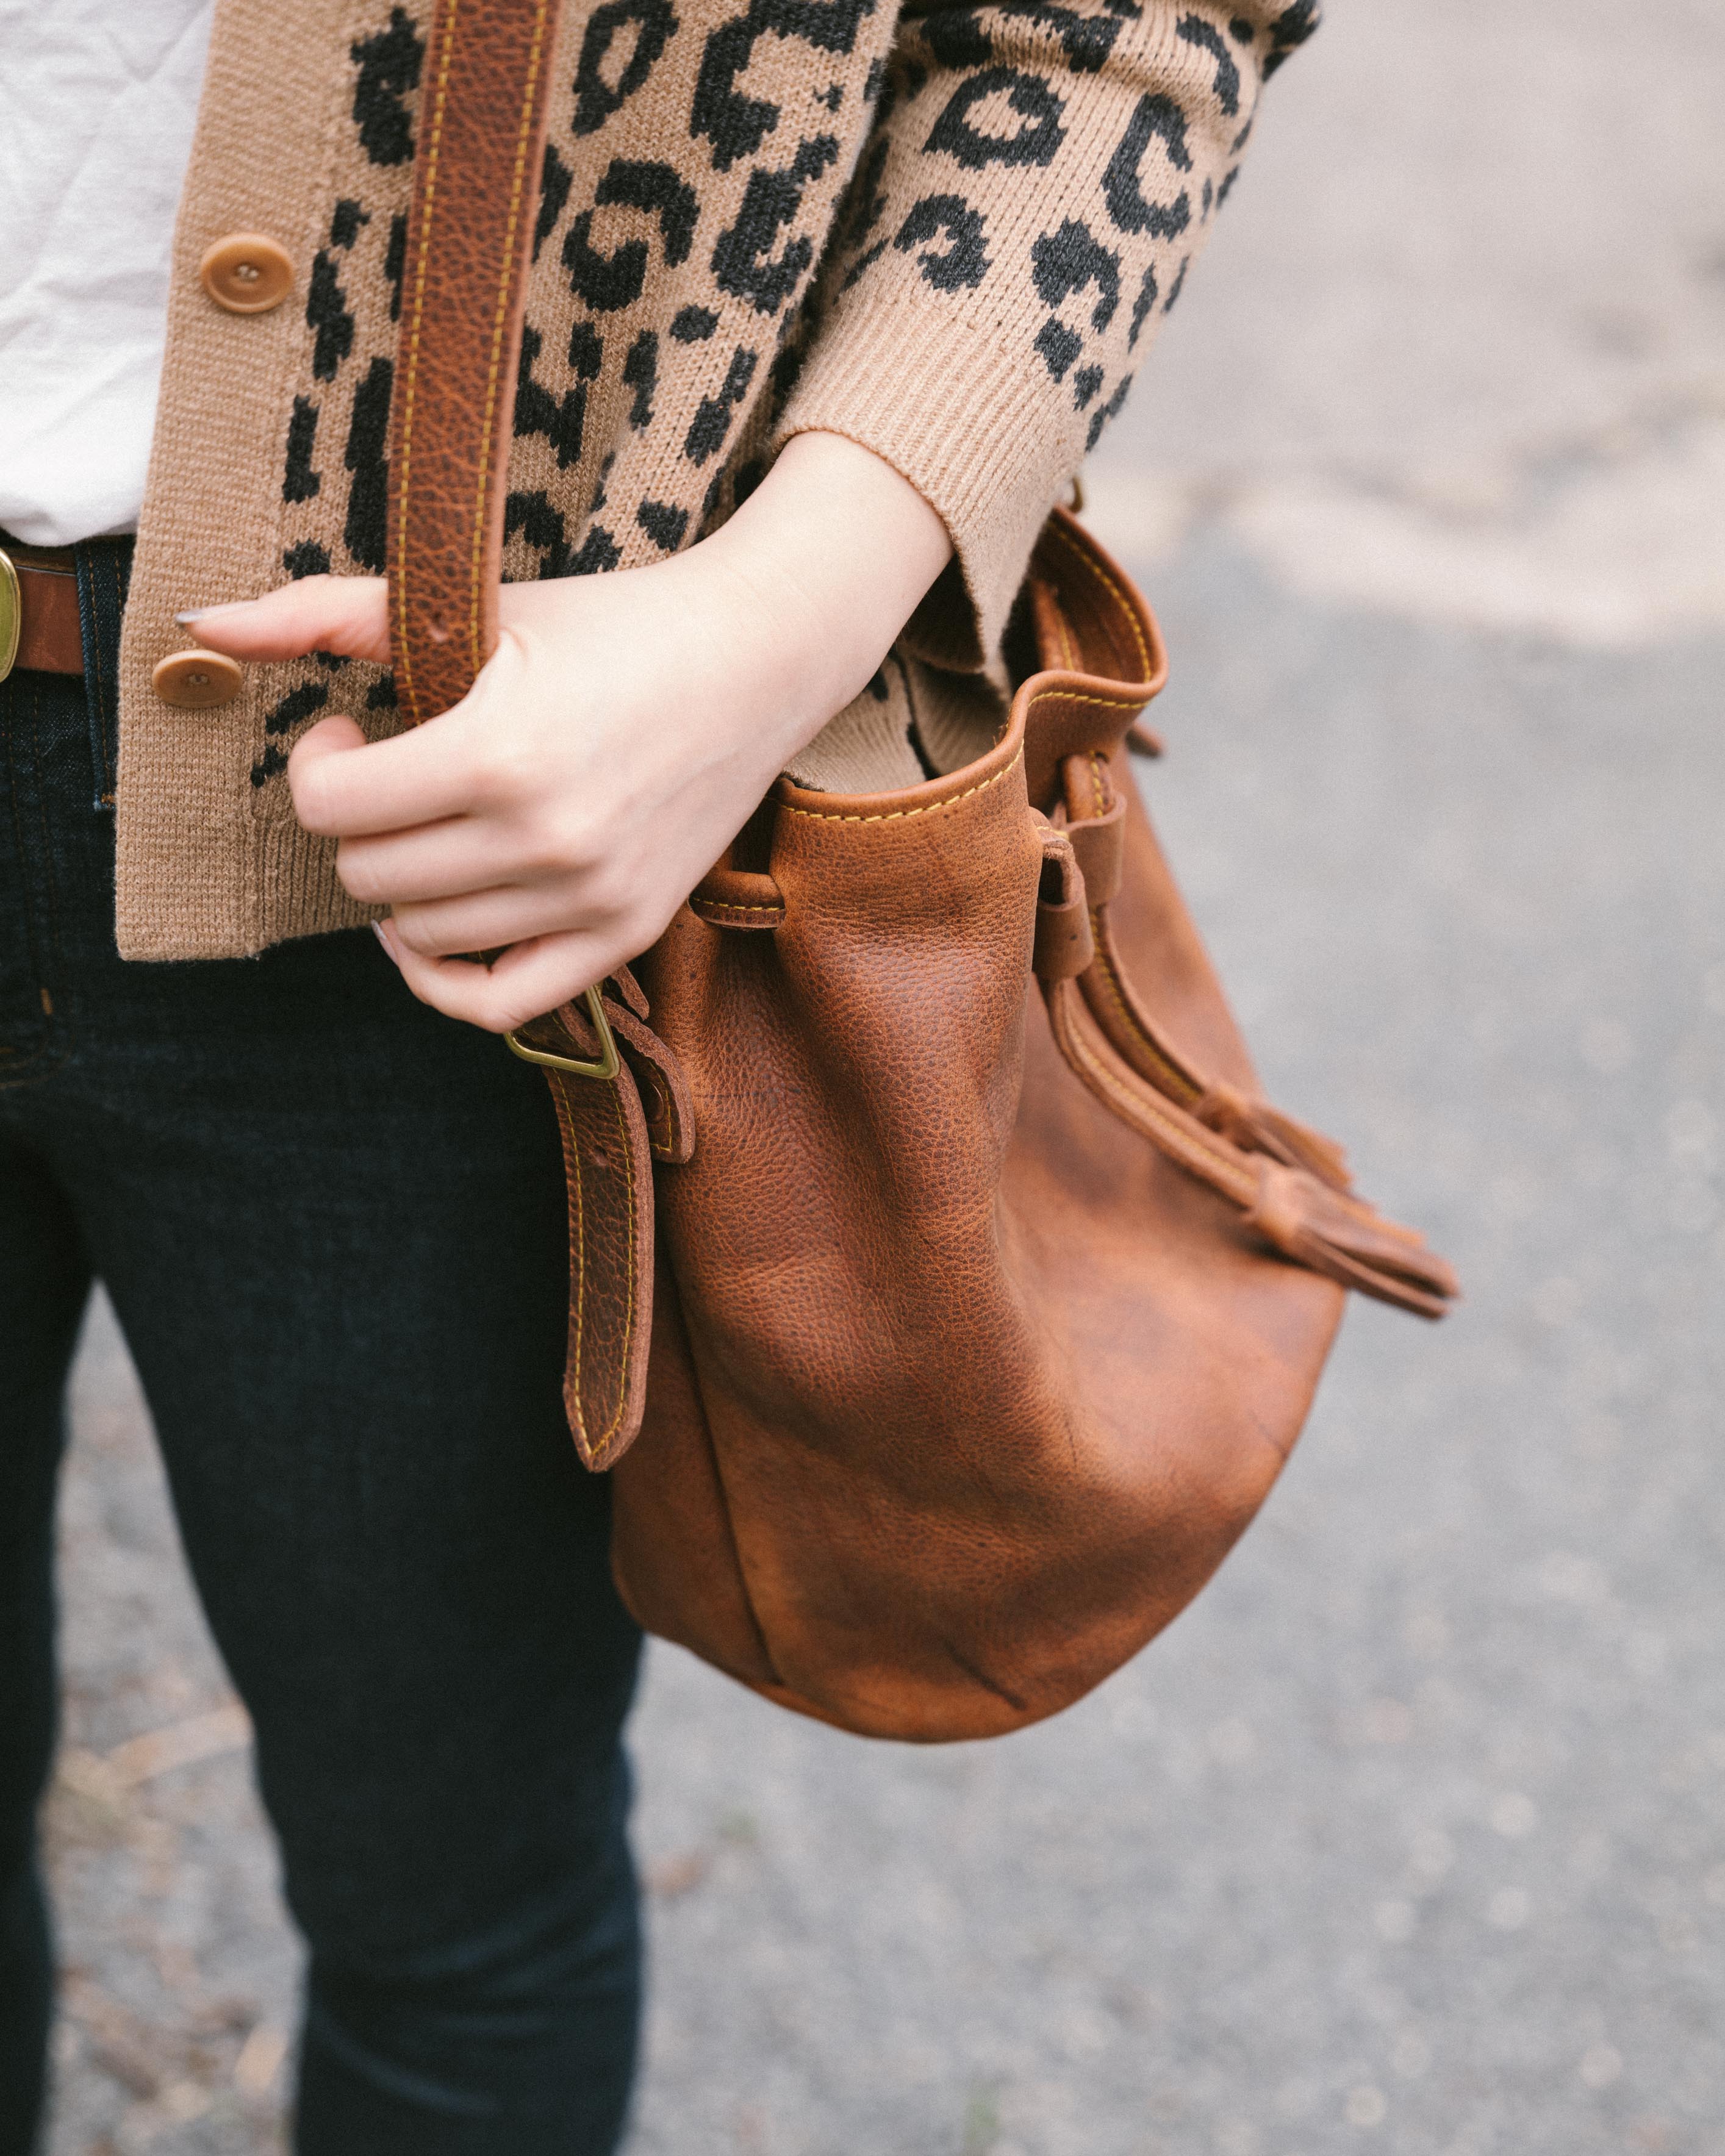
174,599,256,623
371,919,399,964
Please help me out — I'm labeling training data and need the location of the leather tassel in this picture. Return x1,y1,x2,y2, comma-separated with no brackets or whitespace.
1041,975,1458,1322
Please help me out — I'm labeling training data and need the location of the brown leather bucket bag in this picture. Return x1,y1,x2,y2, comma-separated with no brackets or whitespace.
386,0,1457,1742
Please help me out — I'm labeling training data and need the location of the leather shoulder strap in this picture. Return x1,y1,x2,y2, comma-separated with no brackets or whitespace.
387,0,556,724
386,4,689,1472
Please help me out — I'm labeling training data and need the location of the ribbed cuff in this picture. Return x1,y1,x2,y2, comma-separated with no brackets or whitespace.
773,294,1070,672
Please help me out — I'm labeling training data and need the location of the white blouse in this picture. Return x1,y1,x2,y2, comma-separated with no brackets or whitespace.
0,0,214,546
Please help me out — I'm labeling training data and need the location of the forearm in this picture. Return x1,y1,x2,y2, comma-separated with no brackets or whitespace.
190,429,949,745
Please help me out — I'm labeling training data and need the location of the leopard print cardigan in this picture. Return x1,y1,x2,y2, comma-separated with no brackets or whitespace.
115,0,1317,958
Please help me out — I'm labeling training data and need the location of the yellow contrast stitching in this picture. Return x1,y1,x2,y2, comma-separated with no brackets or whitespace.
468,0,551,676
551,1079,587,1449
1028,686,1144,717
1088,928,1196,1099
780,684,1147,830
392,0,458,721
1072,753,1193,1092
1041,582,1078,673
1045,520,1154,683
584,1076,637,1467
779,744,1024,823
1057,990,1250,1202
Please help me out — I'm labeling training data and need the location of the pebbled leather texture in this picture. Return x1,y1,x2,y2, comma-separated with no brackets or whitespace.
514,994,664,1470
387,0,556,725
610,510,1457,1741
387,23,1458,1742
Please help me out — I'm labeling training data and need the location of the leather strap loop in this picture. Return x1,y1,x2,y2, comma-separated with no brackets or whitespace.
609,998,696,1164
1031,821,1094,980
1035,897,1094,982
542,1042,655,1469
517,987,694,1466
1064,794,1125,907
689,865,786,931
1020,517,1169,813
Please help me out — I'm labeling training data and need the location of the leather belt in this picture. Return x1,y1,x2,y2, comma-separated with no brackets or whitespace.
0,544,86,679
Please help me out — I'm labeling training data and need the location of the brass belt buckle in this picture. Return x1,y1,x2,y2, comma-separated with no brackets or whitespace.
504,985,620,1081
0,550,20,682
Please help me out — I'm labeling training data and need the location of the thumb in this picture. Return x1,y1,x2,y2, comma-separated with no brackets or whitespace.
177,575,390,664
286,712,370,799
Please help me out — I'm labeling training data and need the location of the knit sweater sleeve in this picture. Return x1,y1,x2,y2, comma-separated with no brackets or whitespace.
772,0,1319,665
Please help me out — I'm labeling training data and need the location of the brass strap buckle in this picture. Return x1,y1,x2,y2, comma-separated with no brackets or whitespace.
0,550,20,683
504,985,620,1081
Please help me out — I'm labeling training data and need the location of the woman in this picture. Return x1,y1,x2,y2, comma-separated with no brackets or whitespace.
0,0,1318,2146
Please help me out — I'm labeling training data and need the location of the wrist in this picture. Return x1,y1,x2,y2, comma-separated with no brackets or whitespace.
703,431,953,744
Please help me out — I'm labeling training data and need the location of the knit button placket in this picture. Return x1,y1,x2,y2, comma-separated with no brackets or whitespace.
198,232,294,314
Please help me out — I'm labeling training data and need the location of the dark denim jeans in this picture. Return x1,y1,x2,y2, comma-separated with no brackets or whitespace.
0,576,644,2153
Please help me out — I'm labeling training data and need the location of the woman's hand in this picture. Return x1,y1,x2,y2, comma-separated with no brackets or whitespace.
184,431,952,1031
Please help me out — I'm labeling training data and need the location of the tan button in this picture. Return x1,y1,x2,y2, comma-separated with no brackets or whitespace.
198,232,294,314
152,649,245,709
